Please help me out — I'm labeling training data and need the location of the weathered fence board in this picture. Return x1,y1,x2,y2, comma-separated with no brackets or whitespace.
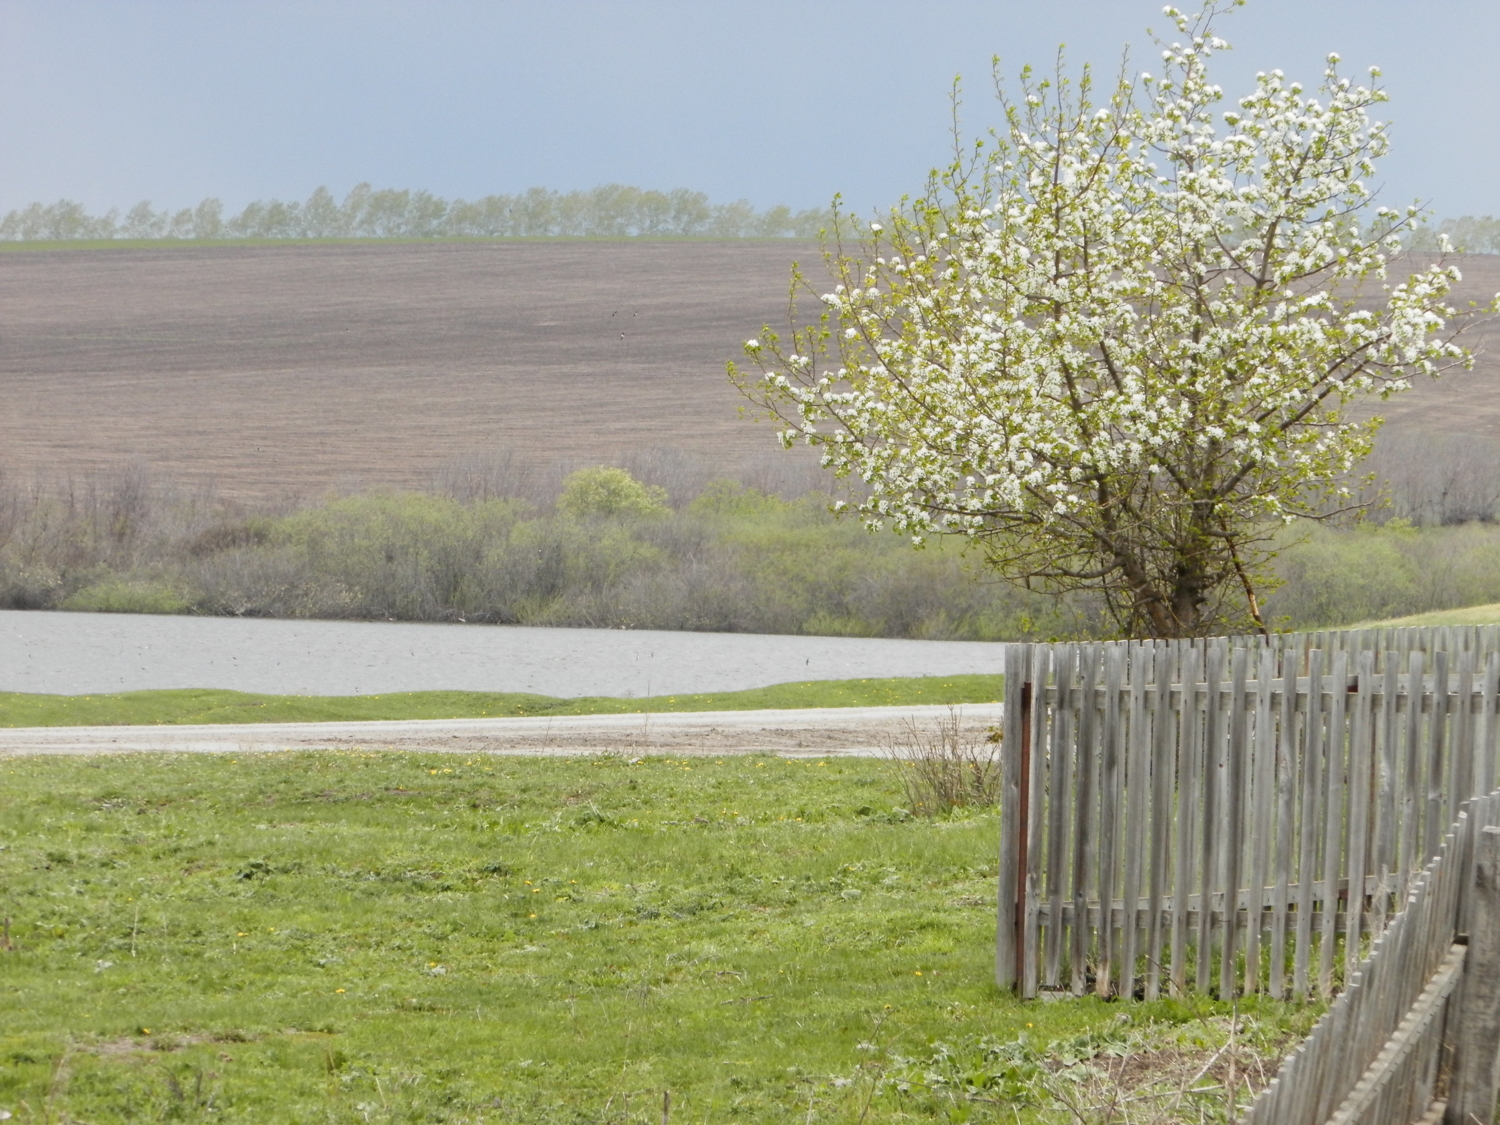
1243,790,1500,1125
1449,825,1500,1125
999,626,1500,1000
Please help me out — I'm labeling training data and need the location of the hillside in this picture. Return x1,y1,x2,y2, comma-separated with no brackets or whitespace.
0,242,1493,500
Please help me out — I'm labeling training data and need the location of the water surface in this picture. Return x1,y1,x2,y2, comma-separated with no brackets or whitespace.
0,610,1004,698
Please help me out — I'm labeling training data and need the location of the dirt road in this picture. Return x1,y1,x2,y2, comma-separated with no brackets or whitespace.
0,702,1006,758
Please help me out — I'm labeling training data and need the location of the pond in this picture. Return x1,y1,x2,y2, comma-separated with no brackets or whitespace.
0,610,1005,698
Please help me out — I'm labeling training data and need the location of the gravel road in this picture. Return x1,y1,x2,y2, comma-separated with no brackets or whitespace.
0,703,1006,758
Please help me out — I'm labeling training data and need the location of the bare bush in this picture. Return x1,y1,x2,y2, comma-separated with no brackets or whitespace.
1360,430,1500,525
733,448,856,504
618,446,839,509
617,447,725,509
432,452,537,504
188,547,308,618
884,710,1001,816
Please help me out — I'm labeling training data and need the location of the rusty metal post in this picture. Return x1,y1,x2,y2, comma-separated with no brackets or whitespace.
997,644,1029,990
1015,680,1034,989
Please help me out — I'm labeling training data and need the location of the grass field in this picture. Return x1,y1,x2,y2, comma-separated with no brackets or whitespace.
0,675,1001,728
0,750,1312,1124
1357,602,1500,628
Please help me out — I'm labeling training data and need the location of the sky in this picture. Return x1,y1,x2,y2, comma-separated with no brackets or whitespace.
0,0,1496,221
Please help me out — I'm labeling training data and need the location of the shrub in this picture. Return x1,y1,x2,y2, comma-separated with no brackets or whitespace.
557,467,668,518
59,577,190,614
885,711,1001,816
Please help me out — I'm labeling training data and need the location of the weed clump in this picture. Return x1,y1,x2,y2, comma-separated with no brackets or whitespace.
885,710,1001,816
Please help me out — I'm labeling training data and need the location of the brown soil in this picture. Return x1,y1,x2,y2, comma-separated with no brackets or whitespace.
0,241,817,500
0,242,1494,501
1355,253,1500,436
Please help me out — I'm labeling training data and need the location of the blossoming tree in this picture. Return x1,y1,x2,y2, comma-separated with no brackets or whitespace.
731,1,1484,638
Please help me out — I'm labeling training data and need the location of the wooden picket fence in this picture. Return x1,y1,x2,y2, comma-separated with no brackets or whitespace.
996,625,1500,1001
1244,788,1500,1125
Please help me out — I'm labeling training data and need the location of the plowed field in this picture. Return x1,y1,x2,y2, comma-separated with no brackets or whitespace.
0,241,1494,500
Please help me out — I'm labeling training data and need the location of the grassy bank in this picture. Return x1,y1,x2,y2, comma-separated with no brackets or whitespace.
0,751,1311,1123
1355,603,1500,628
0,674,1001,728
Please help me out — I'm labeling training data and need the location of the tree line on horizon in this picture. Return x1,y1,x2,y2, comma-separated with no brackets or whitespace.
1404,214,1500,253
0,183,839,241
1,184,1494,250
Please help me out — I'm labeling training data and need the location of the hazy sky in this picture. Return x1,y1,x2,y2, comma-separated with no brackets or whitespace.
1,0,1495,220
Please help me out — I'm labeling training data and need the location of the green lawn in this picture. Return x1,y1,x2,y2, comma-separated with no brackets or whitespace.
0,674,1002,728
0,751,1308,1123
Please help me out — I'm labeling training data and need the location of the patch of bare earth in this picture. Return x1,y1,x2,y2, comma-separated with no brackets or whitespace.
1035,1018,1305,1123
85,1029,258,1059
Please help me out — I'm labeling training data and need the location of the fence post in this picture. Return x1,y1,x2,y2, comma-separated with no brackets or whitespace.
1449,824,1500,1125
997,643,1030,991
